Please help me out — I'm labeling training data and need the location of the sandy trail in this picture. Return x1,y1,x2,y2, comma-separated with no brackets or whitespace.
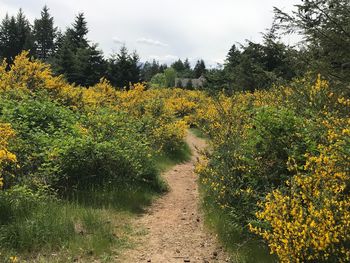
120,132,229,263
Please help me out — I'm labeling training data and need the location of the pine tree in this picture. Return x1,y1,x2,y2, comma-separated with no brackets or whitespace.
171,59,185,73
0,9,33,63
33,6,57,60
274,0,350,85
15,9,34,55
194,59,206,78
74,44,106,86
159,63,167,73
184,58,191,70
0,14,17,61
53,37,76,82
68,13,89,50
141,61,151,81
129,51,141,84
225,44,241,69
53,13,107,86
107,46,141,89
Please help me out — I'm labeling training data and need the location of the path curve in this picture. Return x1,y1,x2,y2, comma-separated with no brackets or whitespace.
120,131,230,263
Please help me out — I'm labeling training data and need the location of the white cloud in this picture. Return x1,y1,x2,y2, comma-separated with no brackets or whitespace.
147,54,178,64
112,37,124,45
0,0,300,64
136,38,168,47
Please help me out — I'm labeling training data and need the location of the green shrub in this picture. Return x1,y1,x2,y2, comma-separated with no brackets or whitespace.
199,106,316,229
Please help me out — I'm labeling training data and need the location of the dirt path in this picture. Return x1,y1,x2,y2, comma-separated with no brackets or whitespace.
120,132,230,263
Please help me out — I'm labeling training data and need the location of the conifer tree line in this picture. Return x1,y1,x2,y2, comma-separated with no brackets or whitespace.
206,0,350,93
1,0,348,91
0,6,207,88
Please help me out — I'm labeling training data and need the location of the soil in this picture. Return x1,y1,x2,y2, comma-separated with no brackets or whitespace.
120,132,230,263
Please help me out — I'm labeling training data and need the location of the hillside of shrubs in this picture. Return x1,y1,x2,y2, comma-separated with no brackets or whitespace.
194,76,350,262
0,51,349,262
0,52,200,261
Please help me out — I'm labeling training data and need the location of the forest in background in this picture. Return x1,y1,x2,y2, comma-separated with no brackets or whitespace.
1,0,348,92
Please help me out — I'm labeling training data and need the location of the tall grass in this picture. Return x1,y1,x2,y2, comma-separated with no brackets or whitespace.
0,141,192,262
0,191,130,262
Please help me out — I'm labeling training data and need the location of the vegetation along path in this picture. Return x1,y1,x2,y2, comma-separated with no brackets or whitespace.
121,132,230,262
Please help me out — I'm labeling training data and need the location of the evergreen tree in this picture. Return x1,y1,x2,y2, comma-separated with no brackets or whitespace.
0,14,17,61
141,61,152,81
0,9,33,63
33,6,57,60
171,59,185,73
129,51,141,84
225,44,241,69
74,44,106,86
141,59,167,81
53,36,76,82
194,59,206,78
184,58,191,70
107,46,141,88
274,0,350,86
159,63,167,73
66,13,89,50
15,9,34,55
52,12,107,86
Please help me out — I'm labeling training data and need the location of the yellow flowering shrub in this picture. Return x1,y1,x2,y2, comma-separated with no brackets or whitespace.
152,120,188,153
250,119,350,262
0,123,17,188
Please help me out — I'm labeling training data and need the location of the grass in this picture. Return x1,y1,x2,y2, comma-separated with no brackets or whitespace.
189,127,208,140
200,191,277,263
0,196,133,262
0,141,192,262
155,141,192,172
67,181,165,214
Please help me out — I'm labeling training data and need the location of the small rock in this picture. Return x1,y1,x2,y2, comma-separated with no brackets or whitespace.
196,218,200,222
147,259,151,262
176,249,180,253
181,217,186,220
184,259,190,262
213,251,218,257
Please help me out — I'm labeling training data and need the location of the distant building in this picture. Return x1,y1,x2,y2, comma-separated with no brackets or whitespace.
175,75,206,88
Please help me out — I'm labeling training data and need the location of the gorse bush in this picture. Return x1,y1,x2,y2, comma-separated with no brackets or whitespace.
0,123,17,189
251,118,350,262
0,52,194,259
194,75,350,262
197,104,315,229
0,52,193,192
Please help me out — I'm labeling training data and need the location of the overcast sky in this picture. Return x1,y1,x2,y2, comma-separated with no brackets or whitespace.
0,0,300,66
